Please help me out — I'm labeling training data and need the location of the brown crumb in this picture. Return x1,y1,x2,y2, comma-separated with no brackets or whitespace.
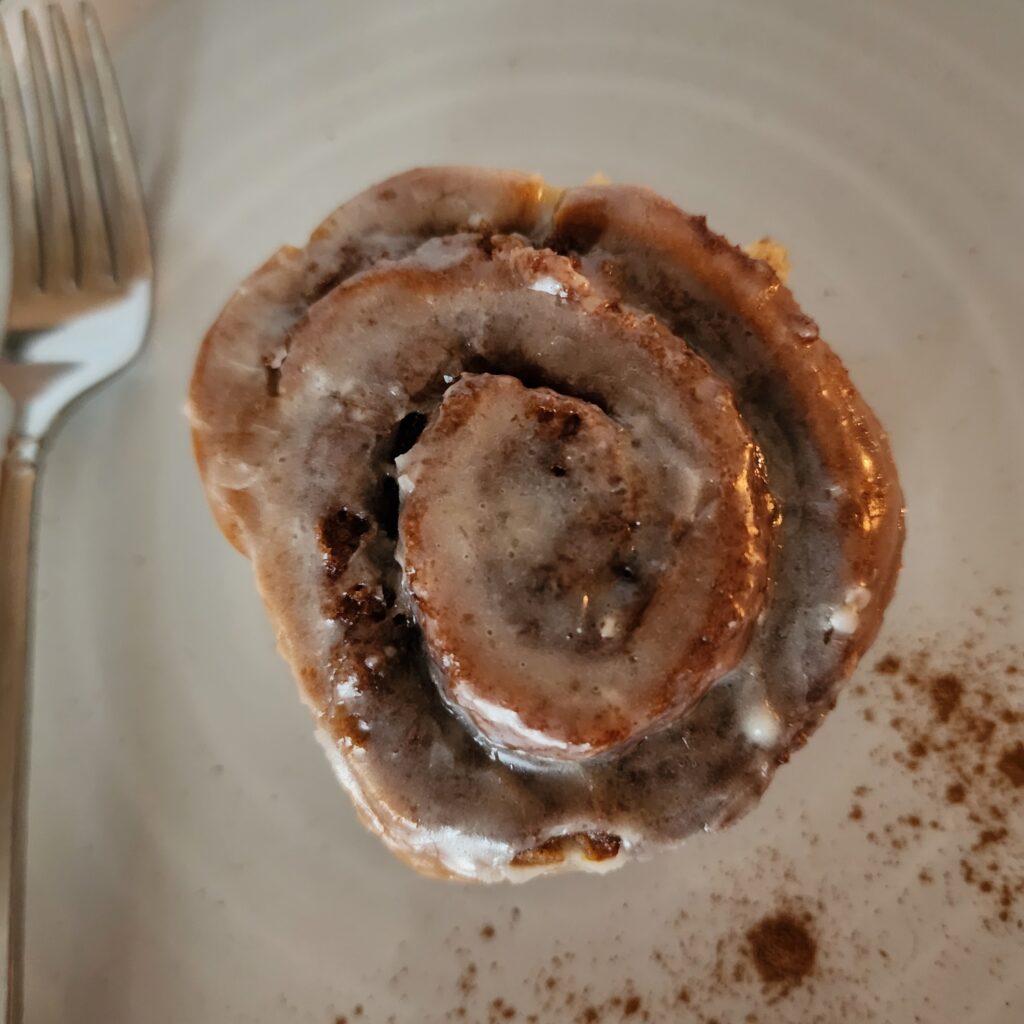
623,995,642,1015
875,654,902,675
744,237,791,282
849,804,864,821
481,924,495,940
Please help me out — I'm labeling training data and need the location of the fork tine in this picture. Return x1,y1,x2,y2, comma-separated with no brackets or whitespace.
23,8,75,290
49,3,112,285
0,22,42,295
80,2,150,282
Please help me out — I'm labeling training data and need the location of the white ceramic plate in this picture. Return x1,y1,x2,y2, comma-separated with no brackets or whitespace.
8,0,1023,1020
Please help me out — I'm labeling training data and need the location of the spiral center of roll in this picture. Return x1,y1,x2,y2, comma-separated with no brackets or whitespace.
407,376,655,654
398,370,771,762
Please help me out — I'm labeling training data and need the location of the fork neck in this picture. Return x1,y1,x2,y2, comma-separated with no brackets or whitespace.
2,436,41,469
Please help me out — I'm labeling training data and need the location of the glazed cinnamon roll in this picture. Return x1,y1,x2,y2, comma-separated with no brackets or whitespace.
188,168,904,881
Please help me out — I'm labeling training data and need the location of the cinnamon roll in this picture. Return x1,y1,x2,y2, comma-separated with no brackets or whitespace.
188,167,904,881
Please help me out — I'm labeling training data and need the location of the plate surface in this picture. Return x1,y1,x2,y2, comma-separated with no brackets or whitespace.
10,0,1024,1021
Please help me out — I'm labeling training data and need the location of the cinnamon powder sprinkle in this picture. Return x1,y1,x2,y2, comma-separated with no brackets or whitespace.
850,636,1023,927
928,673,963,723
745,912,817,992
997,742,1024,788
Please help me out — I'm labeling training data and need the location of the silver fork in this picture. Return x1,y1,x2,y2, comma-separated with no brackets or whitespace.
0,4,152,1020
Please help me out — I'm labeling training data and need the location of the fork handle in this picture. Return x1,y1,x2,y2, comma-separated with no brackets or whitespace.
0,436,40,1024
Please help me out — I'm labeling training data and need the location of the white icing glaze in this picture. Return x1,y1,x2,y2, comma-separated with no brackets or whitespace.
455,690,592,757
829,585,872,635
529,275,569,298
742,701,781,747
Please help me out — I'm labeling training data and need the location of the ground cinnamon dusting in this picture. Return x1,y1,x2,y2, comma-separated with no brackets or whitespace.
997,743,1024,787
928,673,963,723
874,654,902,675
848,631,1024,928
745,913,817,992
458,963,477,995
